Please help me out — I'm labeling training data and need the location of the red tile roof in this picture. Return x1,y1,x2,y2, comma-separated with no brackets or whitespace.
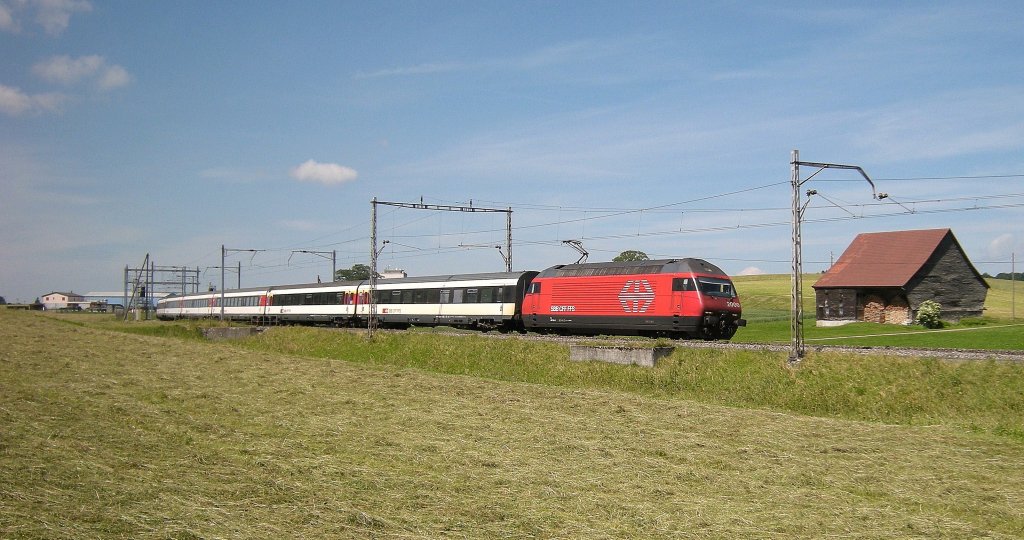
813,228,958,288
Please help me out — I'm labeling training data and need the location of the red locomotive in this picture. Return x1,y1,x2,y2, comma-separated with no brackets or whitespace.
522,259,745,339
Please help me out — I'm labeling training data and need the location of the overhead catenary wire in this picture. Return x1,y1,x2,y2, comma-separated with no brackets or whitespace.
255,174,1024,256
196,171,1024,283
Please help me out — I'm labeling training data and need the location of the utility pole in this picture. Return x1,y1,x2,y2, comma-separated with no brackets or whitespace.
369,198,379,338
124,254,150,321
791,151,803,363
506,207,513,272
220,246,264,321
789,150,878,365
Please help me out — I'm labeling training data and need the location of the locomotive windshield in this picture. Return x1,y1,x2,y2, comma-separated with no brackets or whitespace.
697,277,735,298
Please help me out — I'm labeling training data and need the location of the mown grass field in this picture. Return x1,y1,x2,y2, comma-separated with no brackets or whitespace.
3,306,1024,538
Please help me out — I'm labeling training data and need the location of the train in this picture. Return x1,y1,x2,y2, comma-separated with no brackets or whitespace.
156,258,746,340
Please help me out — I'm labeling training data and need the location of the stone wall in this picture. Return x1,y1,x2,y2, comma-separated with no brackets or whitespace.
906,236,988,321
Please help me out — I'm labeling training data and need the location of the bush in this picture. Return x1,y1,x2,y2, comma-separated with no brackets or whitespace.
916,300,943,328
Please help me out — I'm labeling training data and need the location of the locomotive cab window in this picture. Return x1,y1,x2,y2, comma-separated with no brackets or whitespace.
527,282,541,294
697,278,734,298
672,278,696,291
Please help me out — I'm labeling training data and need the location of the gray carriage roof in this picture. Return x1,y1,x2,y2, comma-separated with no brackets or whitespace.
281,271,535,289
535,258,727,278
161,285,272,299
162,271,539,298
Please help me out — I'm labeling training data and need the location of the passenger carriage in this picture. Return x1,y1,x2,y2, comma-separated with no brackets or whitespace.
370,271,538,330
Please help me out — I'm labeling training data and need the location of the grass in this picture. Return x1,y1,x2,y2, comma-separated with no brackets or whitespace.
241,326,1024,439
3,309,1024,538
732,316,1024,350
731,274,1024,350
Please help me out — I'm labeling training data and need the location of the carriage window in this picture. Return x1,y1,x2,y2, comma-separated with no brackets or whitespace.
465,288,478,303
440,289,452,304
480,287,494,303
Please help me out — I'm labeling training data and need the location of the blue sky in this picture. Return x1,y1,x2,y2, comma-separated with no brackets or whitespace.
2,1,1023,302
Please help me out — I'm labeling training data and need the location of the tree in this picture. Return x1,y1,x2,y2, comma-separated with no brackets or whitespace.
335,264,371,281
613,250,650,262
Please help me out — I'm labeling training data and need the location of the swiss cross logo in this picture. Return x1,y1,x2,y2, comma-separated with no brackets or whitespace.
618,279,655,313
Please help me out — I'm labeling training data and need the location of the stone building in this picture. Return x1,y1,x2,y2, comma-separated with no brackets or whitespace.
812,228,988,325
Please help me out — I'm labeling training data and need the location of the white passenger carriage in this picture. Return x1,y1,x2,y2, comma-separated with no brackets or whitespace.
263,281,365,326
156,287,270,321
157,271,539,331
370,272,537,330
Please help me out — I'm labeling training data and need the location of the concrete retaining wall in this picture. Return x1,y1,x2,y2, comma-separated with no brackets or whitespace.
202,327,262,341
569,345,674,367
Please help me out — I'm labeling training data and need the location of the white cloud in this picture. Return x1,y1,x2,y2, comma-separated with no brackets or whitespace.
32,55,131,90
0,83,65,115
0,3,15,32
278,219,319,231
0,0,91,35
97,64,130,89
988,233,1018,258
33,54,102,83
354,61,468,80
34,0,91,35
737,266,766,276
290,159,358,186
353,37,661,81
838,86,1024,164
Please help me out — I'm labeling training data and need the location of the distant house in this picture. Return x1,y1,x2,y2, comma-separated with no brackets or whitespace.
812,229,988,325
40,291,86,311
